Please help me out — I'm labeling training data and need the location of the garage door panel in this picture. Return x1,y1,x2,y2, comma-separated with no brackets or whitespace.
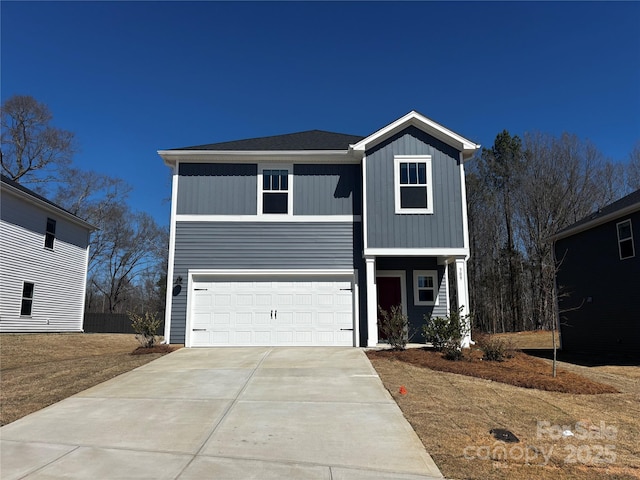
189,276,354,347
236,312,252,325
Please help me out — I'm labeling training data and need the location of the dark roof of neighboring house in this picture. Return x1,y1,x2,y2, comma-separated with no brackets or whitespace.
551,189,640,241
173,130,365,151
1,174,96,230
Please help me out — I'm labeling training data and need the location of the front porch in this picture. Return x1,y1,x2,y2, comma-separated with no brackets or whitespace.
364,255,470,348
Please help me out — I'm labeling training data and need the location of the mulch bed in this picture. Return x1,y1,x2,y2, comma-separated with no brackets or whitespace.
366,348,619,395
130,345,176,355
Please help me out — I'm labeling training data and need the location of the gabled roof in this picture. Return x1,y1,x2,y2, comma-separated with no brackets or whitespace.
159,111,481,165
550,189,640,241
352,110,481,160
1,174,97,231
172,130,364,152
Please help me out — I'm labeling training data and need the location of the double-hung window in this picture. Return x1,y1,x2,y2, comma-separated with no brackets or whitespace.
45,218,56,249
414,270,438,306
21,282,35,316
617,219,635,260
394,155,433,214
259,166,292,215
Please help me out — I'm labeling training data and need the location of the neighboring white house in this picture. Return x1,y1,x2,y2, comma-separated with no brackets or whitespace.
0,175,95,332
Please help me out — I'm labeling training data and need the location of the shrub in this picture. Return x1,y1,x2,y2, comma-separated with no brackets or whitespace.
378,305,412,350
478,335,516,362
130,311,162,348
423,307,470,361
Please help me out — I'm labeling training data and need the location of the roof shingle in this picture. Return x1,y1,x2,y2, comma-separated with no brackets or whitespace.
173,130,365,151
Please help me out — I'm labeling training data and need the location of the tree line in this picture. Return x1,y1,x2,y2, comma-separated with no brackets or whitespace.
467,130,639,333
1,95,168,315
3,94,638,329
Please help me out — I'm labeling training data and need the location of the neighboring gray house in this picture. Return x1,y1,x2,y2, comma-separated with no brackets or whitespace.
0,175,95,332
159,111,480,347
551,189,640,355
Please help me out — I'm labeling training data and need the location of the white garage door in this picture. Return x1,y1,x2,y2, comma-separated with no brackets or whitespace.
188,276,354,347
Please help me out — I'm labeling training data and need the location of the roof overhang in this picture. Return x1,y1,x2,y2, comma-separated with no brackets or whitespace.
549,202,640,242
351,111,481,161
1,181,97,231
158,149,363,167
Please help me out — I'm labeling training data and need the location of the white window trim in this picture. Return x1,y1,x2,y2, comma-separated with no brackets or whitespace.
617,219,635,260
394,155,433,214
413,270,439,306
257,164,293,216
21,281,35,317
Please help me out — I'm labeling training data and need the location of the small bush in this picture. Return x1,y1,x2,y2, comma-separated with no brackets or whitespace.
130,311,162,348
478,336,516,362
378,305,412,350
423,307,470,361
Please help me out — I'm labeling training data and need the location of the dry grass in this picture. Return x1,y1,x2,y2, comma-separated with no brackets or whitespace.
0,333,176,426
492,329,560,349
367,331,640,480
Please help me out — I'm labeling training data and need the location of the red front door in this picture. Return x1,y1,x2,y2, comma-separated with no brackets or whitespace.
376,276,402,340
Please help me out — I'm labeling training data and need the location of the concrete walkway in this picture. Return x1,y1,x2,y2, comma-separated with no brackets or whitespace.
1,348,443,479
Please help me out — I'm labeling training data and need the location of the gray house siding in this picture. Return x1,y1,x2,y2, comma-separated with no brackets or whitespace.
365,126,465,249
376,257,448,341
555,212,640,355
177,163,258,215
0,191,90,333
293,164,362,215
170,221,362,344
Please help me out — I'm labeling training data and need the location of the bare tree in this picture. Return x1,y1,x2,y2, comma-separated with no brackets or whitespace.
90,208,165,313
1,95,75,183
628,141,640,191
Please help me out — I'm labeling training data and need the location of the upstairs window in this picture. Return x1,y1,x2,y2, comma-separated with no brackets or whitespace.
617,219,635,260
259,167,292,215
394,155,433,214
21,282,34,316
45,218,56,249
414,270,439,306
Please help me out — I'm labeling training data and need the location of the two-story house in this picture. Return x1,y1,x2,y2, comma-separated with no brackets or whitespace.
551,189,639,355
159,111,480,347
0,175,95,332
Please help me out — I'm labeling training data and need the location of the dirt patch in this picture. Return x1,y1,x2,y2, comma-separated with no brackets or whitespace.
367,348,618,394
0,333,178,426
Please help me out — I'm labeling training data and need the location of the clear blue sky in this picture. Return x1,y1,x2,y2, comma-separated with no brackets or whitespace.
3,1,639,226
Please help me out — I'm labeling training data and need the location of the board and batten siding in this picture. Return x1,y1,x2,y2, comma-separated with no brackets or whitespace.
0,192,90,332
293,164,362,215
169,221,361,344
177,163,258,215
365,126,465,249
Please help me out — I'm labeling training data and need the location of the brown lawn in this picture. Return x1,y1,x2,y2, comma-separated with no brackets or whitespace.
367,332,640,480
0,333,177,426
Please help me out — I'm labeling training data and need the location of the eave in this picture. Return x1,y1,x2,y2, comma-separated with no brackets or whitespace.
549,202,640,242
351,111,481,161
158,149,364,167
2,182,98,231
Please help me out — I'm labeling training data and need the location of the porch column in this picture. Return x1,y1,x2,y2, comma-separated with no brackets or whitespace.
365,257,378,347
455,258,471,348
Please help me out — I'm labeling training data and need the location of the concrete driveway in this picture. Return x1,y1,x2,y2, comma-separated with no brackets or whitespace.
1,347,443,479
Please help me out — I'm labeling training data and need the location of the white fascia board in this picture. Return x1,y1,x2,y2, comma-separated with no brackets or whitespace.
2,183,97,231
364,247,469,258
176,214,361,223
351,111,481,160
158,149,363,166
549,203,640,242
163,167,179,343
